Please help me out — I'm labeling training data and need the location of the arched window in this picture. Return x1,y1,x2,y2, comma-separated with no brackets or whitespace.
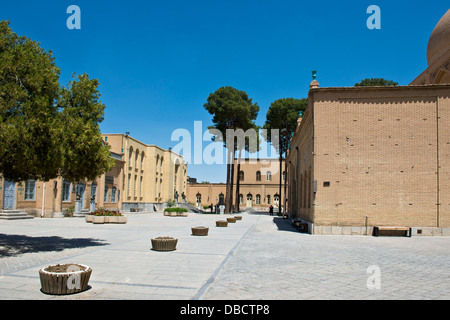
135,149,139,168
256,194,261,205
266,171,272,181
129,146,133,165
256,171,261,181
239,171,244,181
267,195,271,205
196,193,202,206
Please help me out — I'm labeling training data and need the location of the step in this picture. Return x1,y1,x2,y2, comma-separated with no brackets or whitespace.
0,210,34,220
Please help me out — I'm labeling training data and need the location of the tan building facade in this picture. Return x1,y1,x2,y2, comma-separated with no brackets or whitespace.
0,151,124,217
287,9,450,235
102,134,187,211
0,133,187,216
186,158,285,211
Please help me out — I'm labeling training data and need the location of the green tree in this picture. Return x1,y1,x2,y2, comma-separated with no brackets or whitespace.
263,98,307,215
355,78,398,87
204,86,259,214
0,20,113,183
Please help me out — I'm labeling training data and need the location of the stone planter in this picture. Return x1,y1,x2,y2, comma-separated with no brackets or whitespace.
151,237,178,251
85,215,93,223
39,263,92,295
191,226,209,236
227,217,237,223
107,216,120,223
117,216,127,224
92,216,105,224
216,220,228,227
234,216,242,221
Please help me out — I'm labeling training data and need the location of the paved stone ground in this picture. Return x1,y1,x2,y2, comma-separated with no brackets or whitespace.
0,211,449,300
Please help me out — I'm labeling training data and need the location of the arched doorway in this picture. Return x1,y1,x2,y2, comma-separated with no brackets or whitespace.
246,193,253,208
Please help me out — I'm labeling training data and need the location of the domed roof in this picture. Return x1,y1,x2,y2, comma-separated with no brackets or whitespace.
427,9,450,66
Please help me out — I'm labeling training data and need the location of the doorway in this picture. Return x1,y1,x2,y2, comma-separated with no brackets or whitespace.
3,180,15,209
246,194,252,208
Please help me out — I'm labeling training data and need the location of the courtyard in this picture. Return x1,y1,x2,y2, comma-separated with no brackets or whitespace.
0,211,449,300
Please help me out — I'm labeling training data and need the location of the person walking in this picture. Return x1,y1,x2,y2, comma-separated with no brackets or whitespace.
269,205,273,215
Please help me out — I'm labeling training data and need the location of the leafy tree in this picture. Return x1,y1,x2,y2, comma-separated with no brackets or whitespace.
58,73,114,182
204,86,259,213
0,20,113,183
263,98,307,215
354,78,398,87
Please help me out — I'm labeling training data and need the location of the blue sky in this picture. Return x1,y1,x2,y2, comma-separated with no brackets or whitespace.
1,1,448,182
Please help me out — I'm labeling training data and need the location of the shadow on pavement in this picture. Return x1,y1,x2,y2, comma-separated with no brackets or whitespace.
272,217,303,233
0,234,109,257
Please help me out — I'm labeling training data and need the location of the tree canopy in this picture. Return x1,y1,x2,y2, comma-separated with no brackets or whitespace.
263,97,308,155
0,20,114,183
354,78,399,87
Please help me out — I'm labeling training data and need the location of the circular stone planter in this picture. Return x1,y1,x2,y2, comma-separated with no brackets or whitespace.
216,220,228,227
151,237,178,251
191,226,209,236
39,263,92,295
227,217,237,223
234,216,242,221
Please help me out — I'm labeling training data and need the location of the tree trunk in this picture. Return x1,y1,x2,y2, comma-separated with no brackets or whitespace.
235,148,242,212
230,151,235,213
225,147,232,214
279,143,282,215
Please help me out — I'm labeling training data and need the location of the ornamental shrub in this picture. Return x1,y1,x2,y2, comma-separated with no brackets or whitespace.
164,207,188,213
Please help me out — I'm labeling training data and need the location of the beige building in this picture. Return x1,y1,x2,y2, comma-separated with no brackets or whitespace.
287,9,450,235
0,150,124,217
102,134,187,211
0,133,187,216
186,158,285,211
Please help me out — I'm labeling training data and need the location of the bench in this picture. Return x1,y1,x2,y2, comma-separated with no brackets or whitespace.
130,208,143,212
373,226,411,237
292,220,308,233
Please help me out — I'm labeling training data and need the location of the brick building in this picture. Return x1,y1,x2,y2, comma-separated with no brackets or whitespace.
287,9,450,235
186,158,285,211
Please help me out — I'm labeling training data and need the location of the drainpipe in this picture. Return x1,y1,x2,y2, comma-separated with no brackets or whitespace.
41,182,46,217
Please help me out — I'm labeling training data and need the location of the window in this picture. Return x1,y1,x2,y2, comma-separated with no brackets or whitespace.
239,171,244,181
135,150,139,168
104,187,108,203
134,175,137,197
239,194,243,205
127,174,131,196
25,179,36,200
256,194,261,205
266,171,272,181
196,193,202,206
91,183,97,201
267,195,271,204
140,176,143,197
63,180,71,202
111,187,117,203
256,171,261,181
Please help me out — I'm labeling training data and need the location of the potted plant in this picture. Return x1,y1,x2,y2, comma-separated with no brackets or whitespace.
227,217,237,223
191,226,209,236
216,220,228,227
234,216,242,220
151,237,178,251
39,263,92,295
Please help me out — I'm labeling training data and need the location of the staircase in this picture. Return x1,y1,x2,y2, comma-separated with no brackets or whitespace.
0,210,34,220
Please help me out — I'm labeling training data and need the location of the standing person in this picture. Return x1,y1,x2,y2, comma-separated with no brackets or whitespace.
269,205,273,215
210,203,214,213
